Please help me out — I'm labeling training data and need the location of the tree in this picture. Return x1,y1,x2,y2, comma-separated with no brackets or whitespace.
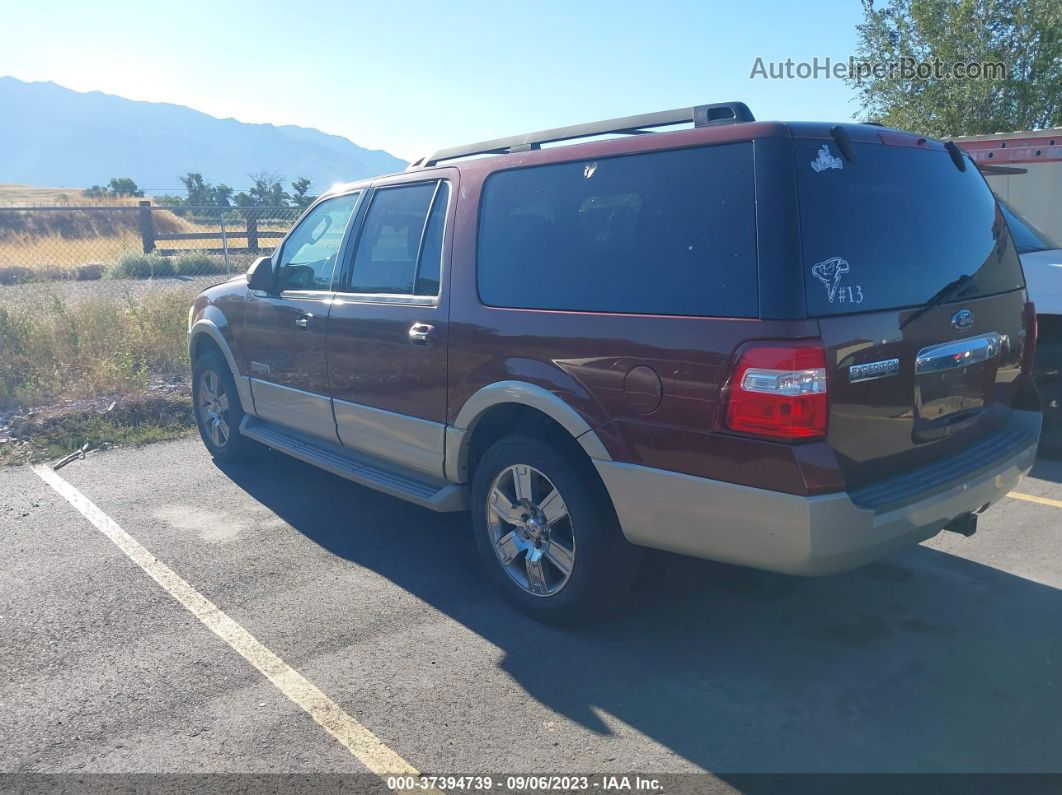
291,177,316,208
106,177,144,197
847,0,1061,136
179,172,233,206
234,171,290,207
83,177,144,198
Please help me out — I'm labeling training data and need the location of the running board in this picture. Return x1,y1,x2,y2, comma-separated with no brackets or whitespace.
240,417,468,512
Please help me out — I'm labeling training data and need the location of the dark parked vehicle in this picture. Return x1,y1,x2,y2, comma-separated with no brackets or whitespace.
188,102,1041,623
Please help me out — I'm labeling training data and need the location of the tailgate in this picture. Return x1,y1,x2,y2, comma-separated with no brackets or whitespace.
818,291,1028,489
793,130,1030,489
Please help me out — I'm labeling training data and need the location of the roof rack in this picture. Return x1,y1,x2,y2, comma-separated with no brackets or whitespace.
408,101,754,168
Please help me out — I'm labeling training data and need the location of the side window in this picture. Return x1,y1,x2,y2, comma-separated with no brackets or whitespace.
477,144,757,317
349,181,448,295
415,182,449,296
276,193,360,291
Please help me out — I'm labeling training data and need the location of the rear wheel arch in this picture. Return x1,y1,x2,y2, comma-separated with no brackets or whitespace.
464,404,578,480
446,381,612,483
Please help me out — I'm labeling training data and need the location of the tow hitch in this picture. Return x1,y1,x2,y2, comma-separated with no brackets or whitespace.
943,512,978,537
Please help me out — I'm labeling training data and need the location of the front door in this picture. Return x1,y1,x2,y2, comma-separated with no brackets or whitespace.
326,176,454,477
243,192,362,440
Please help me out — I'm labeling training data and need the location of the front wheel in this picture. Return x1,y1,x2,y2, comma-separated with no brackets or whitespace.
470,434,640,624
192,350,254,462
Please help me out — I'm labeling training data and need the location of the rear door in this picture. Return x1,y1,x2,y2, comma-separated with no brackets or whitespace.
794,133,1030,488
326,174,454,478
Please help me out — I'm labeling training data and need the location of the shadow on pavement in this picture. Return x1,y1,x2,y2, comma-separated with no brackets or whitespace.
1029,454,1062,484
217,451,1062,775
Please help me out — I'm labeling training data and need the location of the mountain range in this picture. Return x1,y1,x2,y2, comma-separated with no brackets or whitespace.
0,77,407,193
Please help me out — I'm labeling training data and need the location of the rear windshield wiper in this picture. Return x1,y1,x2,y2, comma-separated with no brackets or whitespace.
900,273,975,329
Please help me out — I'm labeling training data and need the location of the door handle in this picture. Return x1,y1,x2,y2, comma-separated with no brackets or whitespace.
915,333,1001,374
408,322,437,346
295,313,314,330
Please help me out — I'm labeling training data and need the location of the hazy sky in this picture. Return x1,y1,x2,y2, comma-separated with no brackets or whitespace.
1,0,866,161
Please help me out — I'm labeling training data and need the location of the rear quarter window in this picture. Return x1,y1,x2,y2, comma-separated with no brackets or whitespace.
477,143,757,317
796,139,1024,316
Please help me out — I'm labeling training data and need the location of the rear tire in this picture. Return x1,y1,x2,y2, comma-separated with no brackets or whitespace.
1034,320,1062,458
192,350,254,462
1035,373,1062,457
470,433,640,624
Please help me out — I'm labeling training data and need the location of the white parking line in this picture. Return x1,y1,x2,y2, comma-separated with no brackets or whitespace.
32,464,420,779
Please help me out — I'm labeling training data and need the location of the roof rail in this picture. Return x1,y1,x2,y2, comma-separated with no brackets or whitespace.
409,101,754,169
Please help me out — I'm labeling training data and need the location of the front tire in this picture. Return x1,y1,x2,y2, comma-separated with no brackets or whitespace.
192,350,253,462
470,434,640,624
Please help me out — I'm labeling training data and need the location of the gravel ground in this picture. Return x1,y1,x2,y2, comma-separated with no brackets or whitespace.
0,274,230,305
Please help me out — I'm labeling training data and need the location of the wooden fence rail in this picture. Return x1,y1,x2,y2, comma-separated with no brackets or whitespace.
137,200,292,256
153,231,284,242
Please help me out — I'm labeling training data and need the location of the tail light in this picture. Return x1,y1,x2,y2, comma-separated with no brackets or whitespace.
1022,301,1037,375
723,342,829,441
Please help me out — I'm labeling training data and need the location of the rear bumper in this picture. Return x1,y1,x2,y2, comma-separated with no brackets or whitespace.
596,409,1041,575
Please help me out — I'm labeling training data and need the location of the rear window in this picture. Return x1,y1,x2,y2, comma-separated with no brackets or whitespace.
477,143,757,317
796,139,1025,317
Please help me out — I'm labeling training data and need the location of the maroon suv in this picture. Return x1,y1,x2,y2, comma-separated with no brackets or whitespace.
188,102,1041,623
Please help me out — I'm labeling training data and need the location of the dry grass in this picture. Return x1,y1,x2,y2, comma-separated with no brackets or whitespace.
0,394,194,466
0,283,200,411
0,231,143,277
0,206,199,242
0,184,295,283
0,183,143,206
0,203,289,280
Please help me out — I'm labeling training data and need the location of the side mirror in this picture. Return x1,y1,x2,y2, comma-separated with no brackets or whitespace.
246,256,275,293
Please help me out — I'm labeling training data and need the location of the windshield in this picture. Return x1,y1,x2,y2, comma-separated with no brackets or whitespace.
998,199,1059,254
797,139,1025,317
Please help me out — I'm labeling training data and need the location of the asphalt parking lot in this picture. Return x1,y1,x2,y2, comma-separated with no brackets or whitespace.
2,436,1060,783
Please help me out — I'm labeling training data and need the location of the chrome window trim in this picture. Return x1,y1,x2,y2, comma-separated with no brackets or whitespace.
274,289,336,301
330,292,440,307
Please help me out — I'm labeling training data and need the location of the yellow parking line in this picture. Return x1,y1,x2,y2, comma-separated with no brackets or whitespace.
32,464,421,782
1008,491,1062,510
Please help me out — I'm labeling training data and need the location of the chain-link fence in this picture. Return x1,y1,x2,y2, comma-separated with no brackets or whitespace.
0,204,303,285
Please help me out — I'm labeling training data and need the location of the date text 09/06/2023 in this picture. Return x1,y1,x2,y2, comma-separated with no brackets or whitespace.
385,774,664,791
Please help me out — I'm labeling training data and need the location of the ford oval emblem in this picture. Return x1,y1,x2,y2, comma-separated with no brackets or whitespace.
951,308,975,329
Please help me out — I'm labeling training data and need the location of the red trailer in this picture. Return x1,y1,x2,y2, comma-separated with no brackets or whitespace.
956,129,1062,242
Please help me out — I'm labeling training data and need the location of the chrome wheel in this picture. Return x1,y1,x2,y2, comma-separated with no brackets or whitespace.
486,464,575,597
197,369,231,448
